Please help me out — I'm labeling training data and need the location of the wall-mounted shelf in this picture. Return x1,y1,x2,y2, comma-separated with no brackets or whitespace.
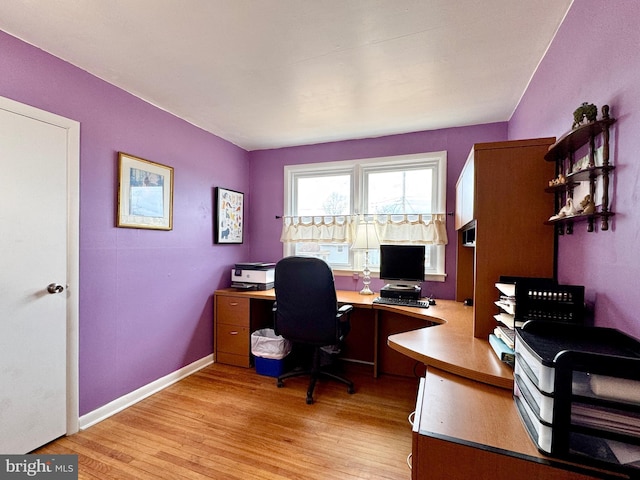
545,211,616,234
544,105,616,234
567,165,616,182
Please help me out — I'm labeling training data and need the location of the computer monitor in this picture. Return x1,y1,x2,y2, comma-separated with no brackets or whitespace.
379,244,425,285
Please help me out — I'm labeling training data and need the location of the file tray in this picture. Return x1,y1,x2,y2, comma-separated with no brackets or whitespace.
514,360,590,424
552,350,640,475
514,278,585,325
514,321,640,475
515,321,640,394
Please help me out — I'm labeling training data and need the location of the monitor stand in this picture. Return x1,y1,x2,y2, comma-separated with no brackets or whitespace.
380,283,422,300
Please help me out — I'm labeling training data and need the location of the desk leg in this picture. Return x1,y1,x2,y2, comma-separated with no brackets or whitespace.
373,310,379,378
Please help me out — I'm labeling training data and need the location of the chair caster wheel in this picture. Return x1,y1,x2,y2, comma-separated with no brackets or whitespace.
277,380,284,388
347,386,355,394
306,396,314,405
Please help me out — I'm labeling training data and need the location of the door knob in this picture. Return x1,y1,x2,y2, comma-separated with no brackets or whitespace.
47,283,64,294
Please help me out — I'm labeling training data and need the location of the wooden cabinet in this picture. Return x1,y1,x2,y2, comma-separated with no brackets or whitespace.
455,138,556,339
214,292,273,367
544,105,615,234
410,369,630,480
215,295,251,367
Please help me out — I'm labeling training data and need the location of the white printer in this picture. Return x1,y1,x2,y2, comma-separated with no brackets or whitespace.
231,262,275,290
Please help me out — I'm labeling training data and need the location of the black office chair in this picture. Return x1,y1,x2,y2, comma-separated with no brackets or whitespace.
273,256,355,404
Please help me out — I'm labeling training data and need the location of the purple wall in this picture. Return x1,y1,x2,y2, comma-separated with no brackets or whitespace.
248,123,508,299
509,1,640,339
0,31,250,414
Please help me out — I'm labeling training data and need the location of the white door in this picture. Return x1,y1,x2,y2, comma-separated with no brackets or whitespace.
0,97,79,453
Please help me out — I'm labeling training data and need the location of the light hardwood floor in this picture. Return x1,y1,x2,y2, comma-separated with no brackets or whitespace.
36,362,420,479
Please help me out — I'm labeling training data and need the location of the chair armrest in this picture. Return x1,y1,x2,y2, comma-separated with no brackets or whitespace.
337,304,353,321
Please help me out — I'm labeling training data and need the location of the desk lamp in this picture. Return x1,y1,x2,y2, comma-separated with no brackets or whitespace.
352,219,380,295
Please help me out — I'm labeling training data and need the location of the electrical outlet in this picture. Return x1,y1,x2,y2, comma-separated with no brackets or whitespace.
353,273,360,280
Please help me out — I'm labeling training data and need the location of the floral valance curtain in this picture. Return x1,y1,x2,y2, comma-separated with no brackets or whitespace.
280,214,448,245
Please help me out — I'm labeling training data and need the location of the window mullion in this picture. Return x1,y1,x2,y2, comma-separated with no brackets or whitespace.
353,164,363,216
350,165,360,269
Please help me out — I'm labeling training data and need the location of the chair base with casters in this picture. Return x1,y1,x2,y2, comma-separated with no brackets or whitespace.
276,344,355,404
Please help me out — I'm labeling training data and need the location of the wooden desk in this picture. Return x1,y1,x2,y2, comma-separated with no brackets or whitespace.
386,300,513,389
410,368,628,479
213,289,376,369
214,288,419,377
213,289,513,387
383,302,630,478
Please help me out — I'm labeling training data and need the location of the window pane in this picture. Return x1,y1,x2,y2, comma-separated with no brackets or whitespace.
296,174,350,215
293,174,351,267
367,169,432,214
294,242,350,265
366,168,435,273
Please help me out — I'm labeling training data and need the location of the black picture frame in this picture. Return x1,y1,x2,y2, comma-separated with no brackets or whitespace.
215,187,244,244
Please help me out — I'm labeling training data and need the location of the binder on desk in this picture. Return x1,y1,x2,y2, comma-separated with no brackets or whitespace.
489,333,515,365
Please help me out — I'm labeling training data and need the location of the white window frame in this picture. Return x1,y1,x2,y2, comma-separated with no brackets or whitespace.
283,151,447,282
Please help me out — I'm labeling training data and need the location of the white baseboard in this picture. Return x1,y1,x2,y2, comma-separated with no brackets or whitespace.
79,354,214,430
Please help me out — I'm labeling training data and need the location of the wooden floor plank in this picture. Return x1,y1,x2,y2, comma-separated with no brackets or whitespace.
35,363,418,479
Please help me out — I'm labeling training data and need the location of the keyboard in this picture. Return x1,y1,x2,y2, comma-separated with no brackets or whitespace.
373,296,430,309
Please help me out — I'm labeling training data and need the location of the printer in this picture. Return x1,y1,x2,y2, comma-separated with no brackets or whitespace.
231,262,275,290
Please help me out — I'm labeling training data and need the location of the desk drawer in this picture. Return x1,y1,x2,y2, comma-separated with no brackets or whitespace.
216,296,250,326
217,323,249,355
217,351,251,368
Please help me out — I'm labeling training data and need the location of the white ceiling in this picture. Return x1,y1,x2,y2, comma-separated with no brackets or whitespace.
0,0,573,151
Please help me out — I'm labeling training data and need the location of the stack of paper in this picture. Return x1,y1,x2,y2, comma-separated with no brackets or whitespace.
493,312,524,329
494,325,515,349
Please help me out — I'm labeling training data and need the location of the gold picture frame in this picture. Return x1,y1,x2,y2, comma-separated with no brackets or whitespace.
117,152,174,230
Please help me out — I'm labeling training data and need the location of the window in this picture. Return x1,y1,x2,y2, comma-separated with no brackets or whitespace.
283,152,447,281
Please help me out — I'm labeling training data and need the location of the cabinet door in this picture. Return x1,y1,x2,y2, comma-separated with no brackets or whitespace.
470,138,555,339
455,151,475,230
216,323,251,359
215,295,251,367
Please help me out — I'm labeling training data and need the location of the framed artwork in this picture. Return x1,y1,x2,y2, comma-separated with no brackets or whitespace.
215,187,244,243
117,152,174,230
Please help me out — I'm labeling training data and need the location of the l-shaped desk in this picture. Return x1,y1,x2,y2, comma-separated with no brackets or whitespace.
214,288,629,479
213,288,513,387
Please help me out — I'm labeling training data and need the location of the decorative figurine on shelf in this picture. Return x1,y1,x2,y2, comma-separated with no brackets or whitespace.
579,194,596,215
549,197,578,221
572,102,598,129
548,173,566,187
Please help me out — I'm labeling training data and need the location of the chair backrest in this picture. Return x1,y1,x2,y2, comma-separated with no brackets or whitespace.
274,256,339,345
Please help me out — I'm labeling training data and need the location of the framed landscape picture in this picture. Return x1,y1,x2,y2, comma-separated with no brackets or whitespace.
215,187,244,244
117,152,173,230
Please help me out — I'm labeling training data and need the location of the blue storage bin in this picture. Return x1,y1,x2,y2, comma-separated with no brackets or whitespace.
255,356,285,377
